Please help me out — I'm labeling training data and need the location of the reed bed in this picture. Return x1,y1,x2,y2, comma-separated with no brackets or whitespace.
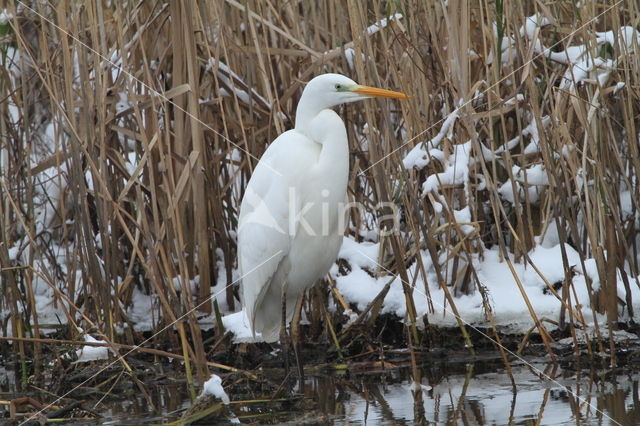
1,0,640,391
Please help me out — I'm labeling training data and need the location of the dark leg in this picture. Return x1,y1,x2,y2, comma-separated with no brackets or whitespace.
291,295,305,384
280,281,290,376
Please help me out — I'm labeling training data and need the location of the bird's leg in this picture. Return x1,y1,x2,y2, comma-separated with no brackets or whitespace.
291,295,305,384
280,280,290,376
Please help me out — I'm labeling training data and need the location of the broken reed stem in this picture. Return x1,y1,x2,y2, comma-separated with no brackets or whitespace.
474,270,516,390
177,321,197,400
505,257,555,359
324,309,344,361
422,213,476,355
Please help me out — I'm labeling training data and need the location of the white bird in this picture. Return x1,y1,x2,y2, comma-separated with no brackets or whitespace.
238,73,407,343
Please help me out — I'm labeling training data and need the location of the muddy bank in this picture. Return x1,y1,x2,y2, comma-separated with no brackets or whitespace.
3,319,640,424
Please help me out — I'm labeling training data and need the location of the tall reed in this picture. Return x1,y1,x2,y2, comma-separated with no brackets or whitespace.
0,1,639,382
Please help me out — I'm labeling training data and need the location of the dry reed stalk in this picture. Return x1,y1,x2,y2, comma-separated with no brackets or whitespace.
1,1,640,379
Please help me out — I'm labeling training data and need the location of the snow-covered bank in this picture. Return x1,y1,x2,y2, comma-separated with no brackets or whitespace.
220,235,640,342
334,237,640,332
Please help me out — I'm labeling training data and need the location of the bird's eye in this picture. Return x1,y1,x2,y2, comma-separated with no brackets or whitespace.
335,84,342,90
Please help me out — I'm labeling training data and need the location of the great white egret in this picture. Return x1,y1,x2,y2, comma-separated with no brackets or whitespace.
238,73,407,343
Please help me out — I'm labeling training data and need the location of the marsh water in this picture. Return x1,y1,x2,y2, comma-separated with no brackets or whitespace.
3,353,640,425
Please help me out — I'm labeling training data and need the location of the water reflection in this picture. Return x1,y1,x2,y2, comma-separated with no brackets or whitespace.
306,362,640,425
3,360,640,424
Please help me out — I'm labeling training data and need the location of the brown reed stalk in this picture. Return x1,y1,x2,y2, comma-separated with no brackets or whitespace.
1,1,639,375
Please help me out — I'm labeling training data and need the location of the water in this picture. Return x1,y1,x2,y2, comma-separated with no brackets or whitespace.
2,358,640,424
307,363,640,425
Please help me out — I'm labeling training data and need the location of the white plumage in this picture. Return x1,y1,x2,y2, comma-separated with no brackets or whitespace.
238,73,407,342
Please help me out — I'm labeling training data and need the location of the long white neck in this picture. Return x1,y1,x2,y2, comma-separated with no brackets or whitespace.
299,109,349,196
294,89,349,187
294,89,325,136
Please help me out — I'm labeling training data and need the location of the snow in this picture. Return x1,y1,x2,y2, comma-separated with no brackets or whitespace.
595,26,640,50
520,13,552,40
421,140,472,196
386,18,640,342
521,115,550,155
536,221,560,248
7,246,20,261
403,109,459,170
338,236,380,270
366,13,403,36
75,335,109,363
172,276,198,293
336,266,389,313
498,180,538,204
504,93,524,105
0,8,13,24
452,207,475,235
221,310,259,343
208,59,270,109
125,287,158,332
201,374,230,404
559,57,614,90
512,164,549,186
486,12,637,96
332,241,640,334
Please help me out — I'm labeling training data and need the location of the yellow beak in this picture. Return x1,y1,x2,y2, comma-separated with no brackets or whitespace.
353,85,408,99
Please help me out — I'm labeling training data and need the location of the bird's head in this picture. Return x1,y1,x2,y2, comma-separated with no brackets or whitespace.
300,73,408,111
